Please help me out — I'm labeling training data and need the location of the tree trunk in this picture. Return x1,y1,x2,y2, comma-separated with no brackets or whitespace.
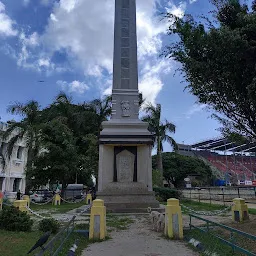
25,145,34,195
156,137,164,186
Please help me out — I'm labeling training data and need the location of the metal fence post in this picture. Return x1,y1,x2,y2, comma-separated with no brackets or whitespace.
222,187,225,206
209,188,212,205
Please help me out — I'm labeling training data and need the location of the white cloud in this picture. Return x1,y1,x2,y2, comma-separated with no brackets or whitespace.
23,0,30,6
185,104,208,119
20,32,39,47
57,80,89,94
0,1,18,37
189,0,198,4
9,0,187,104
166,1,186,18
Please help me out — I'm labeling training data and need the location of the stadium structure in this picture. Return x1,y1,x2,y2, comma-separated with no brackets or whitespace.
177,137,256,186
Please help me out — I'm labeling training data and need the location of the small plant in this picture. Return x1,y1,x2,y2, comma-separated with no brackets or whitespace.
153,187,181,202
0,206,33,232
39,218,60,234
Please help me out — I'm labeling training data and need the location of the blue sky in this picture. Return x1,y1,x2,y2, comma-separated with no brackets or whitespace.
0,0,228,151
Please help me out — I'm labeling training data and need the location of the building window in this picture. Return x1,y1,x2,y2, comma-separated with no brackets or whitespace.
17,146,23,159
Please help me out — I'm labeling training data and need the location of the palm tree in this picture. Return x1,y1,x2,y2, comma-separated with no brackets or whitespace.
142,103,177,176
0,100,42,193
87,96,112,136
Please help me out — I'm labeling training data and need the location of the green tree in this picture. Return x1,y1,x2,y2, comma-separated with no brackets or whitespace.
142,103,177,176
32,92,99,189
31,119,79,193
152,152,212,188
165,0,256,140
0,101,42,193
87,96,112,136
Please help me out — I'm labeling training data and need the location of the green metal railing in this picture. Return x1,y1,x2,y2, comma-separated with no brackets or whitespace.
189,213,256,256
36,216,76,256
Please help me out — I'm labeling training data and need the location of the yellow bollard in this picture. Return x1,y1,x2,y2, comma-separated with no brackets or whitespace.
89,199,106,240
165,198,183,239
13,200,28,213
86,194,92,205
52,194,61,205
232,198,249,222
23,195,30,208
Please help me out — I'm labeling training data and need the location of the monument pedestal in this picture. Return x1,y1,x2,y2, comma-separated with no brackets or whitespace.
97,120,159,213
97,182,159,212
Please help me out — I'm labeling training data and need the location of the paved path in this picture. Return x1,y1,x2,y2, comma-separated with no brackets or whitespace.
82,216,197,256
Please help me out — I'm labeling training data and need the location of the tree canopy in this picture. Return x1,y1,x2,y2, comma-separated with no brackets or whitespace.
165,0,256,141
1,93,111,191
152,152,212,188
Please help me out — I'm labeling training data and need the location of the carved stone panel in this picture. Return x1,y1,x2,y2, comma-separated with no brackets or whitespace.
116,150,135,182
121,100,130,117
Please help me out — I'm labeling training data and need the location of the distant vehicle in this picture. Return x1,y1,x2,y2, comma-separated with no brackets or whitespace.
29,190,53,202
30,191,45,203
64,184,84,200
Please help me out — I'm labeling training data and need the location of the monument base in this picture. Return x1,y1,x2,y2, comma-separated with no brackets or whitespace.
97,182,159,213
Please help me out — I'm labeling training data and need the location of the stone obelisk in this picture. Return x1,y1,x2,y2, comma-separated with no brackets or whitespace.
97,0,159,212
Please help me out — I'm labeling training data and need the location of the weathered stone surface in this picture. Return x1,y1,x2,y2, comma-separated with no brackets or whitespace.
116,150,135,182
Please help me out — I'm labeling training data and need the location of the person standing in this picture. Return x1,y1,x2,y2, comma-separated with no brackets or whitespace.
16,190,21,200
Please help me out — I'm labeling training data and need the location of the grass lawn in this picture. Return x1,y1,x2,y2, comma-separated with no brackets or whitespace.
30,201,87,214
181,199,227,212
0,225,90,256
161,199,226,214
106,215,134,231
249,208,256,215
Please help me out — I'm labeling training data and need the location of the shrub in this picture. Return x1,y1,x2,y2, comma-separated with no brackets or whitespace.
39,218,60,234
153,187,181,202
152,169,163,187
0,206,33,232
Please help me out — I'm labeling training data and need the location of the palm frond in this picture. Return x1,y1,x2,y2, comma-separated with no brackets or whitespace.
165,135,178,150
54,92,73,105
6,133,23,160
7,102,25,115
0,150,6,170
164,120,176,133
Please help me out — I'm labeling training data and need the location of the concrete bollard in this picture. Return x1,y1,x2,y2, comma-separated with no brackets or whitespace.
165,198,183,239
23,195,30,208
52,194,61,206
13,200,29,213
232,198,249,222
89,199,106,240
86,194,92,205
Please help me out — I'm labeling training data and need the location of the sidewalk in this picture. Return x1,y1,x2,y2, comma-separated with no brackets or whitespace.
82,216,198,256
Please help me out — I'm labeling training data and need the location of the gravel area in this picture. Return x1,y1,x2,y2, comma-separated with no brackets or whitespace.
83,215,198,256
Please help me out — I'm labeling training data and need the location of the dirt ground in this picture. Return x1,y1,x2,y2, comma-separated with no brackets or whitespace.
82,215,198,256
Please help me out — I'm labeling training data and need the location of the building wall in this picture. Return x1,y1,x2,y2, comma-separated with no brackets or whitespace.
0,122,27,198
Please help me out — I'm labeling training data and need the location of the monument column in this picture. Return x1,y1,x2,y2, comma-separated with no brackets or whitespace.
97,0,159,212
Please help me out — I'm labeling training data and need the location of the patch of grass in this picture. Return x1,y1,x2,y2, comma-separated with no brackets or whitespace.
181,200,226,212
184,229,235,256
0,230,44,256
0,228,91,256
30,201,86,214
249,208,256,215
75,223,89,230
106,215,134,230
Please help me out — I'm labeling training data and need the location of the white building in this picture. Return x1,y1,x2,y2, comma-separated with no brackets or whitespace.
0,122,27,199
